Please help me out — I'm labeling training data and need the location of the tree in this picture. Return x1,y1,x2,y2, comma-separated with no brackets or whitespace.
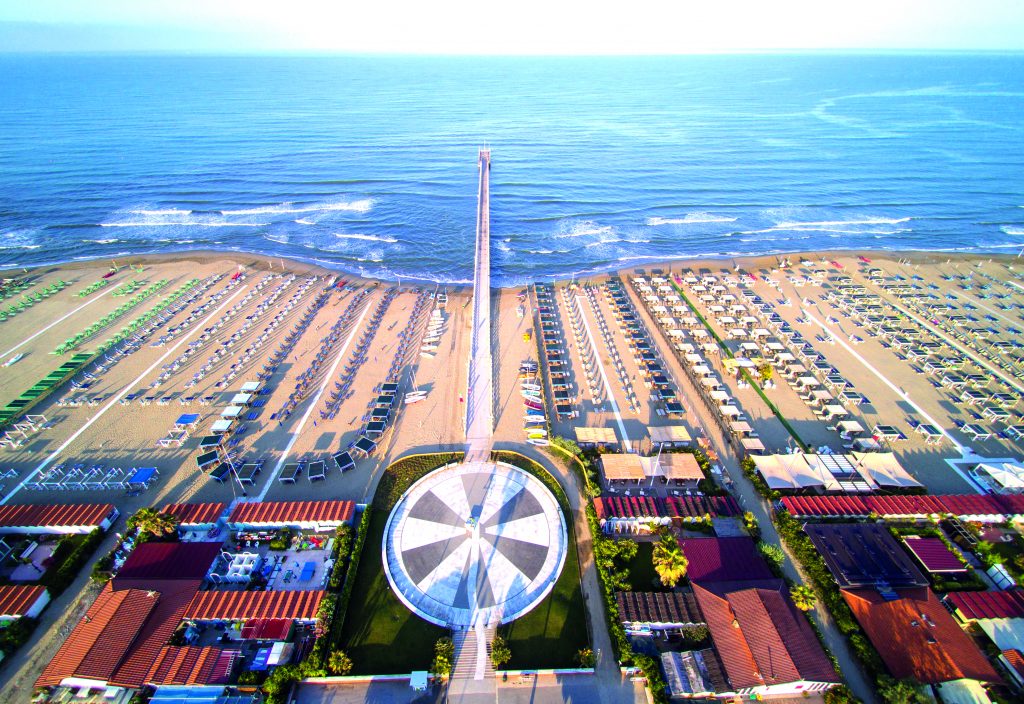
652,532,688,587
127,507,179,539
431,637,454,677
327,650,353,676
790,584,817,612
877,676,930,704
490,634,511,669
575,647,596,668
756,362,773,382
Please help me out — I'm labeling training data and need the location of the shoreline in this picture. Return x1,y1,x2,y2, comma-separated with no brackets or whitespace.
11,247,1020,290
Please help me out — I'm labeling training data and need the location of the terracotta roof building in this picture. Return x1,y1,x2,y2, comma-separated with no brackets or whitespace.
678,537,840,697
227,500,354,530
0,503,117,535
842,587,1001,685
0,584,49,620
692,583,840,695
37,586,160,688
184,588,324,622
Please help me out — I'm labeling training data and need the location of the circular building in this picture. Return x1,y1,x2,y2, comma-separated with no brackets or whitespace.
383,460,567,628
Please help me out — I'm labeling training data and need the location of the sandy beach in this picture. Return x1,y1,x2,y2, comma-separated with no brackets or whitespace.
2,248,1021,511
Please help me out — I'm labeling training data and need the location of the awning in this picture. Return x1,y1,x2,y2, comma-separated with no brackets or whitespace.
601,453,645,481
648,426,692,444
575,427,618,445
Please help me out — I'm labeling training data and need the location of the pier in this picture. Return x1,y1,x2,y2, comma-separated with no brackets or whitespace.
465,149,493,461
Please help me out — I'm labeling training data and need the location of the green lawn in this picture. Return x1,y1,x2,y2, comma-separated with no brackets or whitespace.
498,511,588,670
336,509,447,674
624,541,664,591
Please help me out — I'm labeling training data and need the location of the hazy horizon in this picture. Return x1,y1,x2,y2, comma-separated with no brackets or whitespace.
3,0,1024,54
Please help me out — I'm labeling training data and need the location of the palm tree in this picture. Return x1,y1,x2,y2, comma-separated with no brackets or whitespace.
652,532,688,587
128,507,179,538
790,584,817,612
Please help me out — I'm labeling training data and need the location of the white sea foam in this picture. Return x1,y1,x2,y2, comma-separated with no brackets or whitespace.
774,216,911,228
333,233,398,243
552,220,615,239
1001,226,1024,236
221,198,373,216
647,212,738,226
130,208,192,216
0,227,40,250
295,218,316,225
85,238,120,245
102,221,267,228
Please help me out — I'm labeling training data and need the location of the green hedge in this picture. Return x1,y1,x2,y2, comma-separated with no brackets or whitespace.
41,528,105,597
372,452,463,510
329,509,371,646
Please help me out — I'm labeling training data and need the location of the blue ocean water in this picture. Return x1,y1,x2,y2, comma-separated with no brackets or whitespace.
0,53,1022,284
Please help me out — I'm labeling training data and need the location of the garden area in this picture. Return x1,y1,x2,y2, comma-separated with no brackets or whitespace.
336,450,590,673
335,508,448,674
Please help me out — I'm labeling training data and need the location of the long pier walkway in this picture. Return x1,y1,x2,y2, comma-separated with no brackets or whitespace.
464,149,493,463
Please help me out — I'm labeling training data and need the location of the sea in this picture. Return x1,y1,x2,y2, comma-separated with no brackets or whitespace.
0,53,1022,285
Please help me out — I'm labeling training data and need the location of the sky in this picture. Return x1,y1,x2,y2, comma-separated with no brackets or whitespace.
1,0,1023,54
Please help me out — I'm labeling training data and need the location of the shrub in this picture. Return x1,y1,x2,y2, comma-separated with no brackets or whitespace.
490,634,511,669
757,541,784,571
575,647,596,668
328,650,353,676
268,527,293,551
262,664,300,704
0,616,36,657
431,637,454,677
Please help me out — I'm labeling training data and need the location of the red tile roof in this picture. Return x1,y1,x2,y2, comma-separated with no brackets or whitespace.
37,586,158,688
692,583,762,690
160,502,226,526
842,587,1001,685
145,646,240,686
782,495,1009,521
113,542,222,584
239,617,294,640
109,581,202,688
902,536,966,574
184,589,324,622
0,503,114,530
0,584,46,617
693,583,839,690
681,537,774,584
228,500,354,526
946,590,1024,620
